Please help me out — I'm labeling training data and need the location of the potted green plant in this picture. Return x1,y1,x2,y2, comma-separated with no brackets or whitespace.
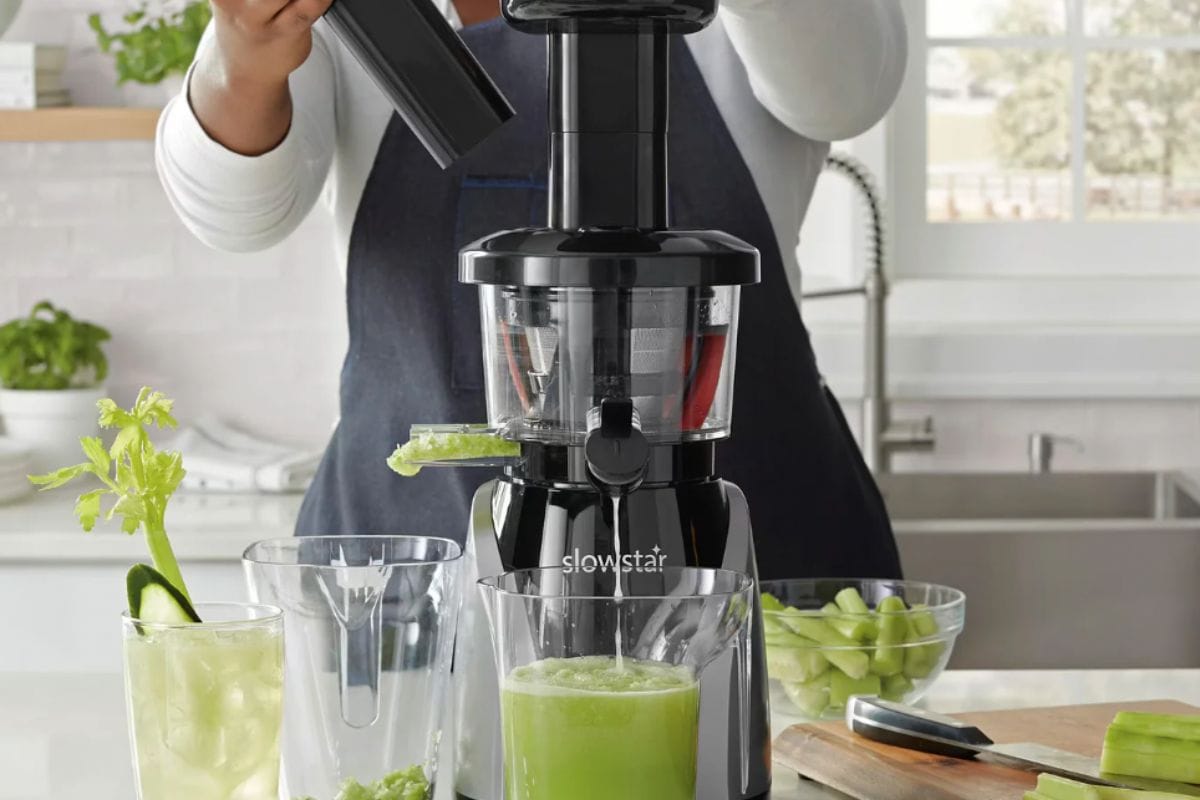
0,301,111,471
89,0,210,102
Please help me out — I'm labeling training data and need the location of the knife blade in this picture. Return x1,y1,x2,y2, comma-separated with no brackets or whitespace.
845,696,1200,796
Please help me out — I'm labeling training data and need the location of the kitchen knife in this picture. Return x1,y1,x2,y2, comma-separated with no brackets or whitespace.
845,696,1200,796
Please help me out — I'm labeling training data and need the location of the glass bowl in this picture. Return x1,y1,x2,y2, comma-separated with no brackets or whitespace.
758,578,965,721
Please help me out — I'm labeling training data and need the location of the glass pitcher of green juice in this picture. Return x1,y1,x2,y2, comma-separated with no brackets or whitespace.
479,566,754,800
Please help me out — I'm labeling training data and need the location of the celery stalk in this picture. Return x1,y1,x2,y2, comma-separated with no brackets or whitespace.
1036,774,1102,800
828,670,881,708
1101,728,1200,784
779,610,871,679
821,601,876,642
782,675,830,718
765,638,830,683
1111,712,1200,743
880,673,914,702
871,595,908,677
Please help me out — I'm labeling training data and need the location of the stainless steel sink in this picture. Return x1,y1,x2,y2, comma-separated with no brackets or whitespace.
876,471,1200,521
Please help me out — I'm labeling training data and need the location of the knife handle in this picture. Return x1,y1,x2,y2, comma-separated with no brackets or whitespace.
846,696,995,759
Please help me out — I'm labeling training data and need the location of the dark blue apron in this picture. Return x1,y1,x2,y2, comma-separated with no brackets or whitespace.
296,19,902,581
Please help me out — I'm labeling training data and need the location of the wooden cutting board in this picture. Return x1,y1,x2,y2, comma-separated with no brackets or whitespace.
773,700,1199,800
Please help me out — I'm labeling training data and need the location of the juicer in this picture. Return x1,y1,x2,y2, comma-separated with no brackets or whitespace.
319,1,771,798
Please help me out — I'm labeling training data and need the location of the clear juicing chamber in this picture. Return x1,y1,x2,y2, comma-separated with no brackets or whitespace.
479,285,741,445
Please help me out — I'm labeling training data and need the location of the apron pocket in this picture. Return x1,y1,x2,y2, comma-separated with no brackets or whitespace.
450,174,548,392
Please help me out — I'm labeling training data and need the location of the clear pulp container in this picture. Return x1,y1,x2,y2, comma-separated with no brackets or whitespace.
244,536,463,800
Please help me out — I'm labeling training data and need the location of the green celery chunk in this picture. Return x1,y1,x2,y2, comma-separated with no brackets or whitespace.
880,673,914,702
1101,728,1200,785
762,613,789,635
1036,774,1102,800
828,670,882,708
782,674,830,718
833,589,879,640
387,431,519,477
1026,793,1062,800
1111,712,1200,743
760,592,787,613
1106,728,1200,759
871,595,908,676
821,601,876,643
766,637,830,683
1037,772,1197,800
902,606,946,679
834,587,871,616
778,610,870,680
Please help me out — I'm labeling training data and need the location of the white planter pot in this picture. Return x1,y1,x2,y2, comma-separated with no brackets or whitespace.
0,387,104,473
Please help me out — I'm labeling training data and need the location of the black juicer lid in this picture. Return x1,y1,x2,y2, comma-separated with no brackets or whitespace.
460,228,760,288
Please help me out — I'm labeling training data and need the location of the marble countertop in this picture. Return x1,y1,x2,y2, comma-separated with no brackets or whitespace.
0,490,303,563
2,669,1196,800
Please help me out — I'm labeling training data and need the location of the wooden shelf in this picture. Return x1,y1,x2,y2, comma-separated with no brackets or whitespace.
0,107,161,142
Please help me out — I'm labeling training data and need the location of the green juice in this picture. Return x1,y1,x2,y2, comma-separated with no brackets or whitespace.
124,623,284,800
500,656,700,800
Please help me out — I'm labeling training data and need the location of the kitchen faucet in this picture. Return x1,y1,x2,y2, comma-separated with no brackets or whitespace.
802,153,935,474
1028,432,1083,474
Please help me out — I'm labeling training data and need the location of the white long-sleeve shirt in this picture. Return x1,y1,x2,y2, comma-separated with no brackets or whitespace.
156,0,906,283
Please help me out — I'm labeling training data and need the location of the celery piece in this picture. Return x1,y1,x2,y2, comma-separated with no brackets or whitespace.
779,610,870,679
902,609,946,680
1036,774,1102,800
1111,712,1200,743
1106,727,1200,759
762,614,789,636
760,592,787,613
821,602,876,643
766,640,830,683
880,673,914,702
1099,747,1200,786
828,670,882,708
1037,772,1196,800
1027,793,1060,800
1100,728,1200,784
782,676,831,718
871,595,909,676
386,431,519,477
835,587,871,616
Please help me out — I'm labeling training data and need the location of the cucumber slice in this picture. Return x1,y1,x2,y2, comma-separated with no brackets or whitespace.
127,563,201,624
1112,712,1200,743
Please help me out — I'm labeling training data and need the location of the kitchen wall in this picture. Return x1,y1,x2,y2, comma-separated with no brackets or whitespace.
1,1,347,449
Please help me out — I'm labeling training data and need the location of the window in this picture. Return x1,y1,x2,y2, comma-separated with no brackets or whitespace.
891,0,1200,276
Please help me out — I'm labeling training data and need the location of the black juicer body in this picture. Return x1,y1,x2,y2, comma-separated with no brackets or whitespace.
319,0,773,798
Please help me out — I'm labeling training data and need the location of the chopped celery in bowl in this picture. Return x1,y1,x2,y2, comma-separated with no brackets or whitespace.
759,578,966,720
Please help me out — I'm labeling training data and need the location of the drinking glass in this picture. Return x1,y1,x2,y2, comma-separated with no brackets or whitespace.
479,566,754,800
244,536,463,800
122,601,285,800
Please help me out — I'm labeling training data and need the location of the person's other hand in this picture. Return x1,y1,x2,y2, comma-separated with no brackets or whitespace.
210,0,335,88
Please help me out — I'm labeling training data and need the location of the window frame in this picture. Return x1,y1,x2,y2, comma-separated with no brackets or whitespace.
892,0,1200,279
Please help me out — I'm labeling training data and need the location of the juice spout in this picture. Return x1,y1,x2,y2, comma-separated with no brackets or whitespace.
315,563,391,728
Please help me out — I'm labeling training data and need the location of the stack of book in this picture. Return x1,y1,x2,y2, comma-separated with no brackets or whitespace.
0,43,69,109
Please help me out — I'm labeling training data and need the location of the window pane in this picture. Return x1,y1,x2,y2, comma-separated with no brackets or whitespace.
1086,0,1200,36
1086,49,1200,219
928,48,1072,221
929,0,1067,37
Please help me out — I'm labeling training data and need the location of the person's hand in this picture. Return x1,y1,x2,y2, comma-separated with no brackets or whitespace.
209,0,335,89
189,0,334,155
